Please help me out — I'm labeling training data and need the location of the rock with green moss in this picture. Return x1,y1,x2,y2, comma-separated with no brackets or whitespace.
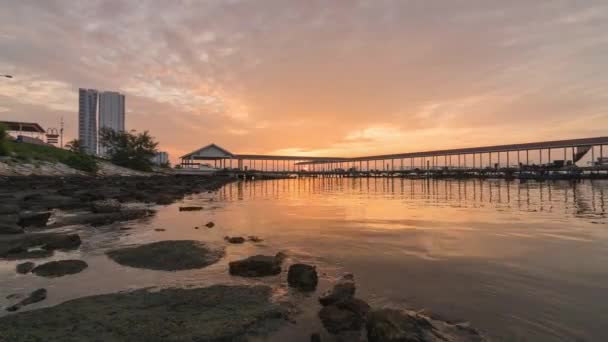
106,240,224,271
0,285,288,341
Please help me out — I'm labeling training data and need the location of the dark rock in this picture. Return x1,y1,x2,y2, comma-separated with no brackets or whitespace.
0,221,23,234
6,288,47,312
0,233,81,259
366,309,487,342
225,236,246,244
0,204,19,215
311,332,321,342
288,263,318,291
179,206,203,211
50,209,154,227
154,228,166,232
41,233,82,250
106,240,224,271
319,302,366,334
248,235,263,242
205,221,215,228
91,199,121,213
275,251,288,263
16,262,35,274
32,260,88,277
319,274,356,306
154,194,174,205
194,226,200,229
0,285,288,340
229,254,282,277
17,211,51,227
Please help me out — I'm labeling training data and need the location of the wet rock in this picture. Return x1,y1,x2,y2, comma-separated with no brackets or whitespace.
366,309,486,342
229,254,282,277
32,260,88,277
288,263,318,291
225,236,246,244
205,221,215,228
91,199,121,213
154,194,174,205
5,288,47,312
311,332,321,342
275,251,288,263
17,211,51,227
0,285,288,340
0,233,81,259
179,206,203,211
319,274,356,306
16,262,35,274
319,300,368,334
0,220,23,234
248,235,263,242
41,233,82,250
50,209,154,227
106,240,225,271
0,204,19,215
21,194,81,210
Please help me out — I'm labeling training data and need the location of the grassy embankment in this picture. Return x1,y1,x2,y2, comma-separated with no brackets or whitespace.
1,140,98,173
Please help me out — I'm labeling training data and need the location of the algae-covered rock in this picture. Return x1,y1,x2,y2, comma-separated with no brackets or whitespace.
0,285,288,341
106,240,224,271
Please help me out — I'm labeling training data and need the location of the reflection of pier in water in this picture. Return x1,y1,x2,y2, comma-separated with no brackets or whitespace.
213,178,608,219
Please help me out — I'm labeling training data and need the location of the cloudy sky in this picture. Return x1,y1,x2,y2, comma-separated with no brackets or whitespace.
1,0,607,161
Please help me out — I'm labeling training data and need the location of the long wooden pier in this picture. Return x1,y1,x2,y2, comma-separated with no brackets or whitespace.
178,137,608,179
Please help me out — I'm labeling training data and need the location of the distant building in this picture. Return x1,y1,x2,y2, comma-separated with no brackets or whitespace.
98,91,125,156
78,88,98,155
152,151,169,166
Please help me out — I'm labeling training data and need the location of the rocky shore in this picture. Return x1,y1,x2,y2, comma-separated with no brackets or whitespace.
0,175,487,341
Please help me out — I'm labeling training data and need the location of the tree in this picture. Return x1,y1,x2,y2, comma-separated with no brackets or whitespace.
0,123,9,156
65,139,83,153
99,127,158,172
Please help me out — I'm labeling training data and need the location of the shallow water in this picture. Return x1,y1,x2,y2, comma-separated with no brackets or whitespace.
2,178,608,341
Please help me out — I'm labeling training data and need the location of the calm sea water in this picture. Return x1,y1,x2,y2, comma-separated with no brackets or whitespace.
2,178,608,341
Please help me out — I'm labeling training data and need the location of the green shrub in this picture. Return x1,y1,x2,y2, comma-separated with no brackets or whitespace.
0,124,9,156
62,153,98,173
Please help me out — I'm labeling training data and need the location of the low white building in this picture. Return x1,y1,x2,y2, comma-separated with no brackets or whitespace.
152,151,169,166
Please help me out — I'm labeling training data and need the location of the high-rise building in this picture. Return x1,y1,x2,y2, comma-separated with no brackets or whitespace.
99,91,125,156
78,88,98,155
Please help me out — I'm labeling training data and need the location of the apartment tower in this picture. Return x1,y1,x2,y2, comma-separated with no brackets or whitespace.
78,88,98,155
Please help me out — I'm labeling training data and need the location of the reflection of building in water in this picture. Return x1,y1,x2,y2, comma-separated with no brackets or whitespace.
215,178,608,219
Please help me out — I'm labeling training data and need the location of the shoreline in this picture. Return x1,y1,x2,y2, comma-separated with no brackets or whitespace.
0,175,488,341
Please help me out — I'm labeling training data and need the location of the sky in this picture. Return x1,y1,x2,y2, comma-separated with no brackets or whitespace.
1,0,608,163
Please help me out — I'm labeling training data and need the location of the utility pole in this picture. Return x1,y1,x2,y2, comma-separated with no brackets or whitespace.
60,116,64,148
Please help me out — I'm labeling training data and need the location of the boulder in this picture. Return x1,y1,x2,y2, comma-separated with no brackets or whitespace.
154,194,174,205
229,254,282,277
366,309,486,342
41,233,82,250
0,233,81,260
50,209,154,227
17,212,51,227
5,288,47,312
319,274,356,306
0,204,19,215
32,260,88,277
91,199,121,213
106,240,224,271
179,206,203,211
0,221,23,234
225,236,246,244
288,263,318,291
0,285,288,340
319,298,370,334
16,262,35,274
